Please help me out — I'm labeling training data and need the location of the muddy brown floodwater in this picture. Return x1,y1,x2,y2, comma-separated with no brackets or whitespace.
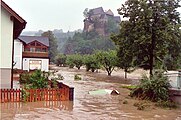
1,66,181,120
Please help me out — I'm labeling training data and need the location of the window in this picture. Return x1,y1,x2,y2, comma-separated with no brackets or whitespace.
36,48,41,52
25,48,30,51
42,48,47,52
29,60,41,70
30,48,35,52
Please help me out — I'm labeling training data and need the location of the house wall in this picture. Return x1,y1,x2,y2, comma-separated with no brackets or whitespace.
23,58,49,72
14,39,23,69
0,7,14,88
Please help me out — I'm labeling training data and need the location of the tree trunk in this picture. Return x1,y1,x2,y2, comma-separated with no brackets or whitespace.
150,3,158,77
124,69,127,79
108,72,111,76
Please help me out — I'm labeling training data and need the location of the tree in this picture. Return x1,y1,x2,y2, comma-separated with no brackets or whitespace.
55,54,67,67
105,17,119,34
66,54,84,69
111,22,135,78
95,50,118,76
42,31,58,62
72,54,84,69
84,54,100,72
113,0,181,76
66,55,75,68
63,32,116,55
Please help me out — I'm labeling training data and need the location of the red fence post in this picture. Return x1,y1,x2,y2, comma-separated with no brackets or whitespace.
69,87,74,101
0,89,2,103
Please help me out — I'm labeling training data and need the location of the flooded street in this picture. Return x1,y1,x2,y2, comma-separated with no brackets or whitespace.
1,66,181,120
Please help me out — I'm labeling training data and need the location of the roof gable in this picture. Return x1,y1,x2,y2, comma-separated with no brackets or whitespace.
106,9,114,16
1,0,27,39
90,7,104,15
27,40,48,47
18,36,49,47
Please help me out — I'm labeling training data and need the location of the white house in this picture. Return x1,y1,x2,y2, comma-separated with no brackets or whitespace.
0,0,26,88
14,36,49,72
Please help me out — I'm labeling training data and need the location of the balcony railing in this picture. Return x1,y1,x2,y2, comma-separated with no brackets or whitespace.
22,51,48,58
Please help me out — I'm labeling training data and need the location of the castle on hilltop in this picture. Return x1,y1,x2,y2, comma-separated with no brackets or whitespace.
83,7,121,36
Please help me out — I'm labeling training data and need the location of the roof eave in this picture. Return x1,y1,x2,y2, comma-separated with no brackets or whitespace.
1,0,27,39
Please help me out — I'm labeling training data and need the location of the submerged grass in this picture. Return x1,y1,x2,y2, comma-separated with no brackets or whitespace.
120,85,137,90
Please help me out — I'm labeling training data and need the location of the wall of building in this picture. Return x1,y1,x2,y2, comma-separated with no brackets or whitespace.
0,7,14,88
23,58,49,72
14,39,23,69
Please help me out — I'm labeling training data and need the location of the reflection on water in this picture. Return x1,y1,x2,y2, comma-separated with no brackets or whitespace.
1,101,73,111
1,101,73,120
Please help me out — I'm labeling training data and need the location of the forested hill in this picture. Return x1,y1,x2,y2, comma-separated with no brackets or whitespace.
21,28,117,55
63,31,116,54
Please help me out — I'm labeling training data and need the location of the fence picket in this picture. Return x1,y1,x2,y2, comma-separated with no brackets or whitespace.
0,83,74,103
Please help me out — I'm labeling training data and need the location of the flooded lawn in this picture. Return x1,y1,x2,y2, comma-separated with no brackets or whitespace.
1,66,181,120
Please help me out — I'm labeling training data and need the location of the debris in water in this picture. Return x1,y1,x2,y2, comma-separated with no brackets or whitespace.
89,89,119,95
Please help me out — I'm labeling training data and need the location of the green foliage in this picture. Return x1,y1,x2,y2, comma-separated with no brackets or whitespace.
95,50,118,76
50,79,59,88
105,17,119,34
72,54,84,69
155,100,178,109
84,54,100,72
66,54,84,69
19,71,31,84
121,85,137,90
21,88,30,102
66,55,75,68
133,102,147,110
131,70,170,102
113,0,181,75
74,74,82,80
55,54,67,67
111,28,135,78
41,31,58,62
29,70,49,89
20,70,49,89
163,54,181,70
64,32,116,55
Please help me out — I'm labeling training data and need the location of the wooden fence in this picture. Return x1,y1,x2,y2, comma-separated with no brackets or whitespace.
0,83,74,103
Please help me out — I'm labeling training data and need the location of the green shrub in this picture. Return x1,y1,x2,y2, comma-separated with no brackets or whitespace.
133,101,150,110
19,71,31,84
74,74,82,80
155,100,178,109
29,70,49,89
130,70,170,102
121,85,137,90
50,79,59,88
20,70,50,89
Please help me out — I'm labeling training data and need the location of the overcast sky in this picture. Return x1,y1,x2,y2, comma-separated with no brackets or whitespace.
3,0,126,32
3,0,181,32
